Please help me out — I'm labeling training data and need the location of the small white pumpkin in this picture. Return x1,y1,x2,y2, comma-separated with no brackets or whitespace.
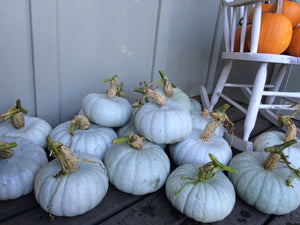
169,105,232,166
104,135,170,195
134,88,192,144
49,116,117,160
165,154,236,223
34,137,109,217
190,97,202,113
0,99,52,148
0,135,48,200
81,75,132,127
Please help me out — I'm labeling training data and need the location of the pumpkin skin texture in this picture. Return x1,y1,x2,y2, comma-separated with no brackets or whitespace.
247,12,293,54
34,153,108,217
155,87,191,112
229,151,300,215
49,121,117,160
287,26,300,57
189,98,202,113
0,115,52,148
169,131,232,166
81,93,131,127
0,135,48,200
254,131,300,169
104,141,170,195
165,163,235,223
134,100,192,144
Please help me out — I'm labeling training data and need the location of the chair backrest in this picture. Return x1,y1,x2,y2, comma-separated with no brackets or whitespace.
222,0,268,53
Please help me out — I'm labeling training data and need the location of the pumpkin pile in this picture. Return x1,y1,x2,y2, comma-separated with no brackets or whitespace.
234,0,300,56
2,72,300,222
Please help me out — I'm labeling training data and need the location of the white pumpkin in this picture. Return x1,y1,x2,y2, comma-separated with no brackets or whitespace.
254,131,300,168
229,148,300,215
191,111,224,137
169,130,232,166
49,120,117,160
34,152,108,217
81,93,131,128
0,135,48,200
0,115,52,148
190,97,202,113
104,138,170,195
134,100,192,144
155,87,191,112
165,161,236,223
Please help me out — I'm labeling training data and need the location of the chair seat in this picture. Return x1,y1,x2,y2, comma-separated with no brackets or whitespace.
223,52,300,64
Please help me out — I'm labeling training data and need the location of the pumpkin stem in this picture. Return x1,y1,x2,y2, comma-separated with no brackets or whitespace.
201,108,210,118
264,139,297,171
0,141,17,158
112,133,144,150
103,75,119,99
132,87,166,107
0,99,28,129
175,154,237,195
69,115,90,136
202,104,233,141
46,135,78,176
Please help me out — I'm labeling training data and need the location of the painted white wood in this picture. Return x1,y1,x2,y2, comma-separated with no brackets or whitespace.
0,0,35,117
56,0,160,122
209,60,233,111
249,1,261,53
243,62,268,141
30,0,60,126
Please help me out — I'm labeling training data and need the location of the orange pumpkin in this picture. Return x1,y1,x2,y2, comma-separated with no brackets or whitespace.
234,25,251,52
270,0,300,27
248,3,274,23
287,26,300,57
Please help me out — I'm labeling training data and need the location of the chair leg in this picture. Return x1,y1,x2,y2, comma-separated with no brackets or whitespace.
243,62,268,141
265,64,287,104
209,60,233,111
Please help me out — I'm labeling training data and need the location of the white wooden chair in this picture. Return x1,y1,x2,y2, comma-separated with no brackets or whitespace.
200,0,300,151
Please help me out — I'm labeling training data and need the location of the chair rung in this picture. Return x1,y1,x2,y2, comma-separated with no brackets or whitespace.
259,104,299,110
262,91,300,98
225,83,274,88
218,93,247,114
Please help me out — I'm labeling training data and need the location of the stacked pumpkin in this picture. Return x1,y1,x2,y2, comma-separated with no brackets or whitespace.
235,0,300,55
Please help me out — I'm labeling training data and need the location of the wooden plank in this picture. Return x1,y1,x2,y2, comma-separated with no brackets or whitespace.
3,185,144,225
0,192,38,222
99,188,187,225
30,0,60,127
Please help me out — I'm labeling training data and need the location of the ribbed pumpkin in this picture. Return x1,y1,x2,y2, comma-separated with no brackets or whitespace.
270,0,300,27
247,3,274,23
234,25,251,52
247,0,293,54
287,26,300,57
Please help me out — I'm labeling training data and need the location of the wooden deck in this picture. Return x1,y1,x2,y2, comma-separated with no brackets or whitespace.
1,97,300,225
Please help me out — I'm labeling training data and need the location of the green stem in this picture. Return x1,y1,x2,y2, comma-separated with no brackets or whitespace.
0,99,28,120
103,75,118,83
46,136,67,175
112,133,144,150
264,139,297,153
175,154,237,195
0,142,17,150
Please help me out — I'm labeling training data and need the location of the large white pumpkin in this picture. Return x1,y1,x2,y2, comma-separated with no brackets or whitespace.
49,120,117,160
104,140,170,195
165,163,236,223
0,135,48,200
134,100,192,144
34,152,108,217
